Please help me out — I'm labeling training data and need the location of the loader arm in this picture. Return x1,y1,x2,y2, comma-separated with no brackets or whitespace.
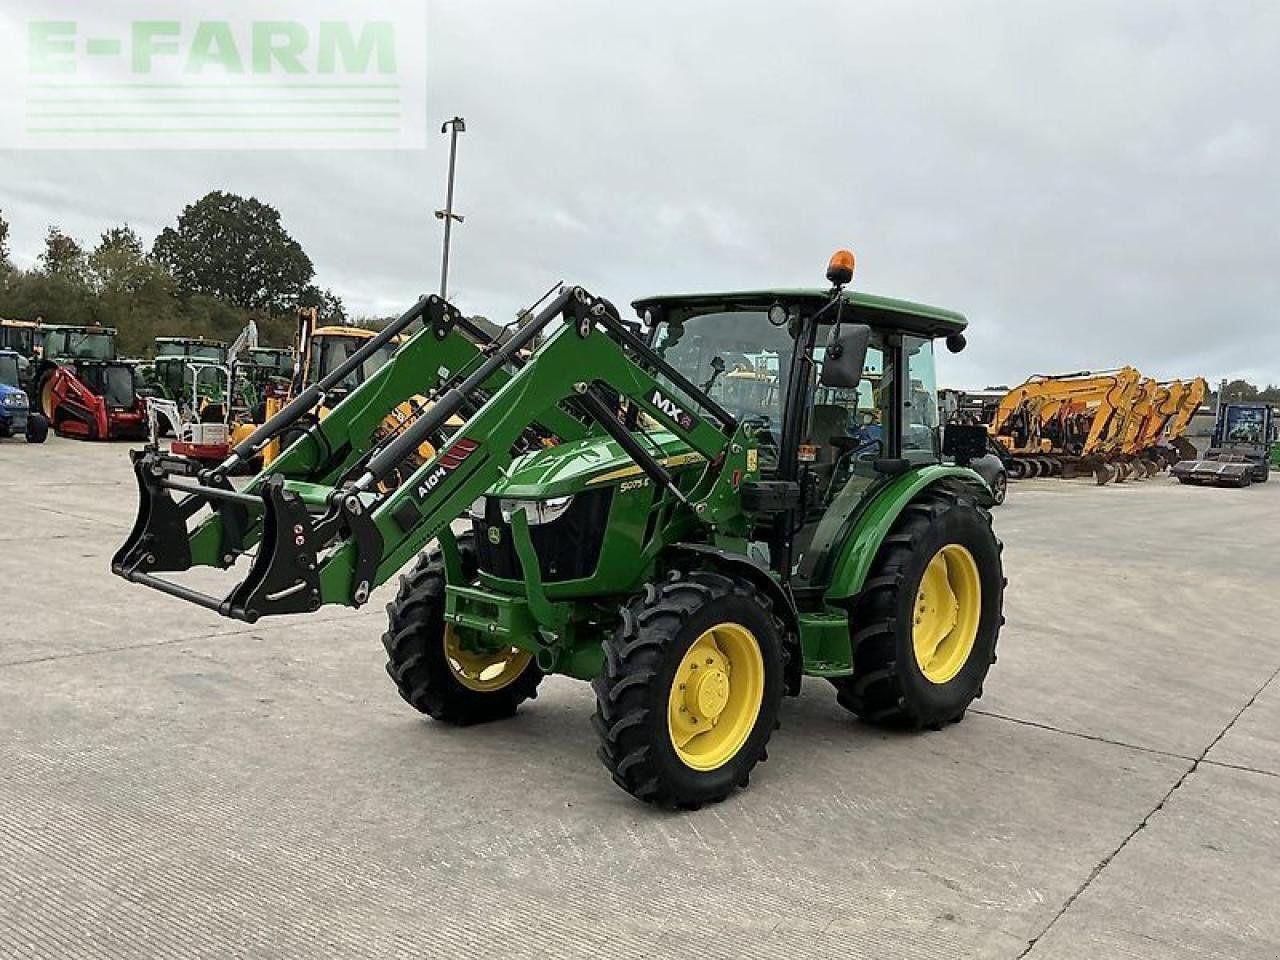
113,286,756,623
169,295,590,572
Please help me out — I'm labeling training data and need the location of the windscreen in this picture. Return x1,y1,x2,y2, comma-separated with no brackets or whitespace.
312,336,397,392
1223,405,1268,446
651,311,795,468
101,365,137,408
1,327,34,356
0,355,19,388
47,330,115,360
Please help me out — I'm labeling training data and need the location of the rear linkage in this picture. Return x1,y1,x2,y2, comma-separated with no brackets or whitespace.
113,285,751,624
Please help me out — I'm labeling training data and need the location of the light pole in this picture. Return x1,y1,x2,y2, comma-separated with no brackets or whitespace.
436,116,466,299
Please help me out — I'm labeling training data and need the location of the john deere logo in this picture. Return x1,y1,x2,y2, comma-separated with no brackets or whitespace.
487,526,502,545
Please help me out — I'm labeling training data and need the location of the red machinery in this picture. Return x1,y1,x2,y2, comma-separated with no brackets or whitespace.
40,359,147,440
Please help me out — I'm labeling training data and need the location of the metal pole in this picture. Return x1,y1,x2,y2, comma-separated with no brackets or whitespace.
437,116,466,299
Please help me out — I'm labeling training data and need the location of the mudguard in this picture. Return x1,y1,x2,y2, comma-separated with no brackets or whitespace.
824,465,990,603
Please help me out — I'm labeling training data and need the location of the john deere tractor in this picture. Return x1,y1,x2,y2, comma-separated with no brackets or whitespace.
114,251,1004,808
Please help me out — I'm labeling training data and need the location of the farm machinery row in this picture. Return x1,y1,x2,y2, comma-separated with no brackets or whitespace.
952,368,1208,485
0,315,374,455
112,252,1008,808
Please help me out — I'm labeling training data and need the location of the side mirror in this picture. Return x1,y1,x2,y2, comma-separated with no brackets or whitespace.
820,323,871,389
945,332,967,354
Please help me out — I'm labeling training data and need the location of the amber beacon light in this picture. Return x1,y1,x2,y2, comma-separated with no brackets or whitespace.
826,249,856,286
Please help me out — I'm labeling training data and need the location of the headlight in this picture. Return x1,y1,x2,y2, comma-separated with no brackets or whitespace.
498,495,575,526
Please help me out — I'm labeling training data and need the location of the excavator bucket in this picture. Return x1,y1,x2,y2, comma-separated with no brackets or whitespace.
1170,435,1198,462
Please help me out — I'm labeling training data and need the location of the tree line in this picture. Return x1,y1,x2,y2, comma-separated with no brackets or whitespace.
0,191,348,358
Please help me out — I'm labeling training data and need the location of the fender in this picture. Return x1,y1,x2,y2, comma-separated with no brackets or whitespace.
666,542,803,693
824,465,990,603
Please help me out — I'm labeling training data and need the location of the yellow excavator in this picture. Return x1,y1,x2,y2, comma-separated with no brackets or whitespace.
988,368,1204,485
989,367,1143,482
1121,377,1208,473
1162,377,1208,461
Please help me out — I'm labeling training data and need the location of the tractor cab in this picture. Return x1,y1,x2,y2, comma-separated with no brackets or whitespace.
40,325,117,362
0,349,22,392
152,337,229,405
247,346,295,381
635,275,970,591
303,326,399,402
0,319,39,389
1214,402,1274,452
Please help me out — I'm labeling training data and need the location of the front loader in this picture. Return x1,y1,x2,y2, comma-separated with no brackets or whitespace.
114,251,1005,808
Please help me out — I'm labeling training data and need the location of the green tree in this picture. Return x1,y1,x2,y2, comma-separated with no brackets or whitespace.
1219,379,1259,402
153,191,315,313
39,227,88,282
0,209,10,267
88,225,181,355
298,284,348,324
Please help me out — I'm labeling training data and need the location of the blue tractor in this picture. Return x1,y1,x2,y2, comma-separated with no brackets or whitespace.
0,348,49,443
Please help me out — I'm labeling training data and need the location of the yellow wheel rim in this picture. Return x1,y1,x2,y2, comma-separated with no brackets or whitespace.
912,544,982,684
443,626,533,693
667,623,764,771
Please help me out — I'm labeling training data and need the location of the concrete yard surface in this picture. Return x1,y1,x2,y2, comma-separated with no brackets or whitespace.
1,437,1278,959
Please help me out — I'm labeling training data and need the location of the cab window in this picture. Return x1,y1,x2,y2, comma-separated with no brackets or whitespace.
903,336,939,462
807,336,891,503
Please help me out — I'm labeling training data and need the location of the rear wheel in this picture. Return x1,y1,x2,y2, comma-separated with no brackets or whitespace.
593,570,785,808
382,533,543,724
832,487,1003,729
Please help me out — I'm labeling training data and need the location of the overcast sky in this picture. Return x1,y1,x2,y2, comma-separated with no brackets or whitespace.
2,0,1278,388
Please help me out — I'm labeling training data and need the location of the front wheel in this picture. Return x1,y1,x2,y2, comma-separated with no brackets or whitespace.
593,570,786,808
382,533,543,725
831,487,1004,729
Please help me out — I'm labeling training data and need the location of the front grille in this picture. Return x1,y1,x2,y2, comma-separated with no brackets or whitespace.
473,488,613,582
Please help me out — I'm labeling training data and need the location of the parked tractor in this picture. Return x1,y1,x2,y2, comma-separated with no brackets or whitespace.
147,337,229,408
33,325,147,440
114,252,1005,808
1172,401,1274,487
0,348,48,443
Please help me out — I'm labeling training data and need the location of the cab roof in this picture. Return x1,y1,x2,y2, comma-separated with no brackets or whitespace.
314,325,377,338
631,288,967,337
42,324,118,334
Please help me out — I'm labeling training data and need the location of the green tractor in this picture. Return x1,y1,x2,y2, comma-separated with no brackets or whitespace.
114,251,1004,808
